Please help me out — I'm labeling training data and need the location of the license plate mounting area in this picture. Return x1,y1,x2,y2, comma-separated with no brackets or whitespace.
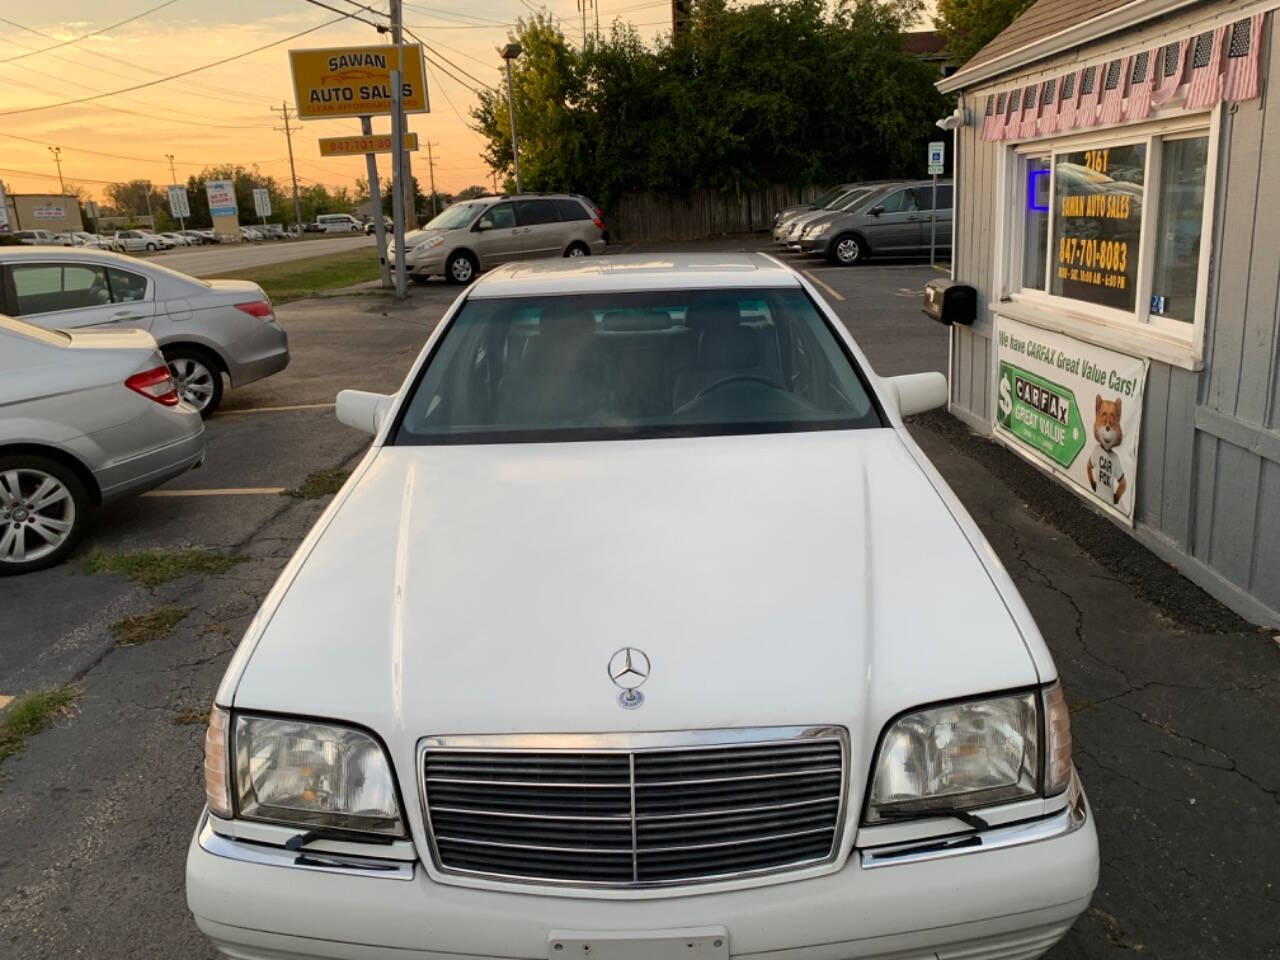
548,927,730,960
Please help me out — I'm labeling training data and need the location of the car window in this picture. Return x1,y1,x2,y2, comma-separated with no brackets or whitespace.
11,263,111,315
108,268,148,302
393,288,882,445
515,199,560,225
914,185,953,210
877,189,919,214
481,203,516,229
553,198,590,221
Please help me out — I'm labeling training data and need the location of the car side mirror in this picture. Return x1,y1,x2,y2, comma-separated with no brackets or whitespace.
474,218,493,232
885,372,947,417
336,389,394,436
869,205,884,217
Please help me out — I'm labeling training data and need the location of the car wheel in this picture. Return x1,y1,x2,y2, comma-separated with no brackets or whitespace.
0,455,89,576
446,251,478,285
146,242,157,251
829,234,865,266
165,347,224,417
565,242,590,258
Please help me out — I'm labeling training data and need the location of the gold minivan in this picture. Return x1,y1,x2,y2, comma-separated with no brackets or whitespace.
391,194,608,284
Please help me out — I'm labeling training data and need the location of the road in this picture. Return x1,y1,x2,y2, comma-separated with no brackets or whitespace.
140,233,375,276
0,241,1275,959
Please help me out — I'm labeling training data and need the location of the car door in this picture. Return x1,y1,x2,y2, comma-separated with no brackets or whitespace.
513,199,565,260
470,202,524,268
3,260,156,332
913,183,952,255
861,187,923,254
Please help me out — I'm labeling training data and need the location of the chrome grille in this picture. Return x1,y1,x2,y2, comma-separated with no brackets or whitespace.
420,727,847,887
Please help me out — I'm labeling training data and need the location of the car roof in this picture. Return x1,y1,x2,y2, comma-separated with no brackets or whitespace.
0,246,149,266
468,252,801,298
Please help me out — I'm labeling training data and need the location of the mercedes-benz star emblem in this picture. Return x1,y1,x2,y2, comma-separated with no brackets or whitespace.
608,647,650,709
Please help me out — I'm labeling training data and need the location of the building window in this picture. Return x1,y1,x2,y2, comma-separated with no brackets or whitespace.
1050,143,1145,311
1150,135,1209,323
1009,122,1213,342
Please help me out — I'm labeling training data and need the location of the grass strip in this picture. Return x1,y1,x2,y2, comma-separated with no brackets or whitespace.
0,687,79,763
82,548,244,587
282,469,351,499
204,249,382,303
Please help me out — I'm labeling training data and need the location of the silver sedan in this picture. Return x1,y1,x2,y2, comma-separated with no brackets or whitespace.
0,247,289,416
0,315,205,575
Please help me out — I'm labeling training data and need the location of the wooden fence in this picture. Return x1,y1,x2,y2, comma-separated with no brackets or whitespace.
608,184,820,243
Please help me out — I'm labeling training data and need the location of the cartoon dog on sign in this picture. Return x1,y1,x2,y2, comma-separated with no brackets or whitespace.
1087,396,1128,507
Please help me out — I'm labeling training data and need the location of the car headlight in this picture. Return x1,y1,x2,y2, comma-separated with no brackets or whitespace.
206,709,404,836
866,685,1071,823
411,235,445,253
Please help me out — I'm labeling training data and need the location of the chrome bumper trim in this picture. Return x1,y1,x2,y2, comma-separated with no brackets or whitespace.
860,773,1087,869
197,813,416,881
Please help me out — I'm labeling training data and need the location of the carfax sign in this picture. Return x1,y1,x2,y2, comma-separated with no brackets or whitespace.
205,180,238,218
289,44,429,119
995,316,1148,524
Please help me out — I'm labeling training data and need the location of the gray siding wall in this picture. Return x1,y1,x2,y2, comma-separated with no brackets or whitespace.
949,3,1280,626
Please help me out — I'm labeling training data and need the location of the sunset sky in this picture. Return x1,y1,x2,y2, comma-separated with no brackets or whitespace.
0,0,680,203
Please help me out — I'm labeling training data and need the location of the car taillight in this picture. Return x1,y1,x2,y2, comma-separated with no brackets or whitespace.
592,217,605,230
125,365,179,406
234,300,274,320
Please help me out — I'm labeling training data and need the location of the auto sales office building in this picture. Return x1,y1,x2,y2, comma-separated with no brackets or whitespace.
938,0,1280,627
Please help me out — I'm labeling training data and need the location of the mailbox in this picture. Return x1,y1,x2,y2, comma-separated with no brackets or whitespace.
922,279,977,326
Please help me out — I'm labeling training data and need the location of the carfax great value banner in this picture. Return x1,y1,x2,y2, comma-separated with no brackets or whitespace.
994,316,1148,525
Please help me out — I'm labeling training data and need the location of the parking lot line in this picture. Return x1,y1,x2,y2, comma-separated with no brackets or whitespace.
142,487,286,497
802,270,846,301
217,403,335,415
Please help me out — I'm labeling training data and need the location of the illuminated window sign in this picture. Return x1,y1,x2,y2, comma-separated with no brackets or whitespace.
1050,144,1145,311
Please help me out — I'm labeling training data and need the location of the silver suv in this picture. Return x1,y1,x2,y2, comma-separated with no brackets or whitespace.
798,180,952,265
391,194,608,284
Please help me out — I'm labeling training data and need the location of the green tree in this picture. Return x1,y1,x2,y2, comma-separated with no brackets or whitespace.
934,0,1035,65
455,184,490,200
104,180,166,223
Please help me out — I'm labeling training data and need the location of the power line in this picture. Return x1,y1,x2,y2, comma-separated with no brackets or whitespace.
0,2,181,65
0,16,348,118
402,27,493,90
0,129,248,167
422,59,488,150
335,0,392,20
301,0,388,32
402,3,511,25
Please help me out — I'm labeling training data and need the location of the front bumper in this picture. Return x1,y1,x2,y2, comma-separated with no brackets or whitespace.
187,779,1097,959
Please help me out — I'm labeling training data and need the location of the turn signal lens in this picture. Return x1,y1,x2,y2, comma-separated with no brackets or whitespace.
1044,682,1073,795
204,706,233,818
124,365,179,406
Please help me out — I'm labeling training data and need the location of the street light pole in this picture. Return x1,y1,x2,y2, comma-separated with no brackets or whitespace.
165,153,186,233
142,180,154,228
389,0,408,298
500,43,523,193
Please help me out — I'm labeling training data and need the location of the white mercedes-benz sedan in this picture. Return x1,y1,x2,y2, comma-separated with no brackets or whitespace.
187,254,1098,960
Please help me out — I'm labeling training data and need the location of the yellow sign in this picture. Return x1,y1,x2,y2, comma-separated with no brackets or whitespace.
318,132,419,157
289,44,429,119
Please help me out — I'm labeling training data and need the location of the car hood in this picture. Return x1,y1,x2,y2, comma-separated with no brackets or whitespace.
232,429,1040,782
399,227,447,248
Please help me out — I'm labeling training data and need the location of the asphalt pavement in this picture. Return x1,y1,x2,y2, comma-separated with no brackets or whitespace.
140,232,375,276
0,239,1275,959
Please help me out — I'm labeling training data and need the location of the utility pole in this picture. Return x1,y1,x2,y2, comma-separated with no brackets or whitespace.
389,0,407,298
272,102,305,235
425,141,440,218
48,146,65,193
142,180,154,228
165,153,186,233
500,43,523,193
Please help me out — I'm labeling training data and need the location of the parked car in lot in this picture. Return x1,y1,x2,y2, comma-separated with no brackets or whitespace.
187,254,1097,960
0,315,204,575
0,248,290,416
260,223,287,239
239,226,263,242
69,231,113,249
775,182,886,247
13,230,71,246
799,180,953,265
161,231,195,247
771,182,859,238
315,213,362,233
364,216,392,236
390,193,607,284
114,229,171,253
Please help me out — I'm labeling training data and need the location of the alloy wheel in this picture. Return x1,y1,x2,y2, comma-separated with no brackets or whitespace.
0,469,76,565
567,245,587,257
451,257,474,282
169,357,216,412
835,238,860,264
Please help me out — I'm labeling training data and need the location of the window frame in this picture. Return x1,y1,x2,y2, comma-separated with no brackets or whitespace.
3,259,152,317
998,110,1219,369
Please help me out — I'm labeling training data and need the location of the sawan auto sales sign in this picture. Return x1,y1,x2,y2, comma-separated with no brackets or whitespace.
289,44,428,120
994,317,1148,525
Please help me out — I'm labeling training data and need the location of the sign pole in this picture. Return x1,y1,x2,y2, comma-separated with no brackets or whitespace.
930,174,937,268
390,0,408,299
362,115,392,289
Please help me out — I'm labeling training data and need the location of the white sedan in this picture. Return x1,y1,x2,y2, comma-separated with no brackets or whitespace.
186,255,1098,960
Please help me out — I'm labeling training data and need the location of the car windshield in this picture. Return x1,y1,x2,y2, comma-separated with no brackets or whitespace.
810,185,849,208
393,287,882,445
830,187,874,211
424,202,486,231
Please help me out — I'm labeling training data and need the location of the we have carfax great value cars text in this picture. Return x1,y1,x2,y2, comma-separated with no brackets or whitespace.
187,255,1098,960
